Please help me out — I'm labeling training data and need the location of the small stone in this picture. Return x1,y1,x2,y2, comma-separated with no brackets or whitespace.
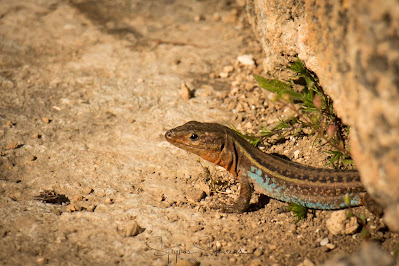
66,202,82,212
137,78,144,83
289,224,296,232
5,121,14,128
52,106,61,111
105,198,114,204
253,249,263,256
86,205,96,212
219,72,229,78
326,210,346,235
320,237,329,246
124,221,144,237
159,194,166,202
36,257,48,264
32,133,41,139
187,190,206,202
326,210,359,235
249,259,262,266
223,65,234,73
237,54,255,66
72,195,83,202
325,243,336,250
173,58,181,65
344,216,359,234
215,241,222,251
190,225,204,232
193,14,204,22
41,117,50,124
209,73,217,79
82,187,93,195
5,141,23,150
180,82,193,100
293,150,300,159
213,13,221,21
28,155,37,161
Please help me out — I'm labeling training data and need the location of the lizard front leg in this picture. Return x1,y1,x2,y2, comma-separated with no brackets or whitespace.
220,172,253,213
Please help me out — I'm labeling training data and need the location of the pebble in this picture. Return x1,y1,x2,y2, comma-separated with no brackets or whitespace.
5,141,23,150
82,187,93,195
32,133,41,139
5,121,14,128
253,249,263,256
72,195,83,202
36,257,48,264
66,202,82,212
325,243,336,250
215,241,222,251
249,259,262,266
190,225,204,232
180,82,193,100
293,150,300,159
289,224,296,233
213,13,221,22
186,190,206,202
326,210,359,235
219,72,229,78
223,65,234,73
86,204,96,212
237,54,255,66
320,237,329,246
124,221,144,237
105,198,114,204
41,117,50,123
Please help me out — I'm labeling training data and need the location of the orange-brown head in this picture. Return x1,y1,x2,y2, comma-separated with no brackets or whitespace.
165,121,228,163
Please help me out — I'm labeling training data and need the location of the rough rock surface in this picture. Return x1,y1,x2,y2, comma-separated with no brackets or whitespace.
247,0,399,231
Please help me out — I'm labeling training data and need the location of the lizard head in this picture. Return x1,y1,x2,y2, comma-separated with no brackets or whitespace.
165,121,227,163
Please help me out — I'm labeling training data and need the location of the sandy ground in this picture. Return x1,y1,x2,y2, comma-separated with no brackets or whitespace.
0,1,397,265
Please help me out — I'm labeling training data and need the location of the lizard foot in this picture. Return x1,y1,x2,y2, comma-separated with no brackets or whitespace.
211,201,249,213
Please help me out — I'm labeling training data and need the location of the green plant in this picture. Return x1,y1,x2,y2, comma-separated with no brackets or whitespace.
286,202,308,223
243,58,353,168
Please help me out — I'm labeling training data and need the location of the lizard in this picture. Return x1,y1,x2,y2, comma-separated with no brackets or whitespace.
165,121,381,214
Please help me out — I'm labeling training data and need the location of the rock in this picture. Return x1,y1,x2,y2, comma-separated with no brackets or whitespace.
247,0,399,231
237,54,255,66
123,221,144,237
180,82,193,100
36,257,48,264
319,237,329,246
105,198,114,204
326,210,359,235
82,187,93,195
66,202,82,212
186,190,206,203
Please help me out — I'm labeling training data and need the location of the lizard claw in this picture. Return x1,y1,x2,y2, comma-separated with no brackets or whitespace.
211,201,248,213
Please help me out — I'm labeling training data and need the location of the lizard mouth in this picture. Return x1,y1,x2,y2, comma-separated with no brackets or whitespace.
165,130,206,150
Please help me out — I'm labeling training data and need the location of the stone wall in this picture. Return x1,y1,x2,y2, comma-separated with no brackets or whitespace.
246,0,399,231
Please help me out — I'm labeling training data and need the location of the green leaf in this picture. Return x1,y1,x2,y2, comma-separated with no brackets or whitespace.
254,75,292,93
278,89,303,101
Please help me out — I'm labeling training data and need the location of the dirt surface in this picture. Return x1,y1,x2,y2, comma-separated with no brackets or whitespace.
0,0,397,265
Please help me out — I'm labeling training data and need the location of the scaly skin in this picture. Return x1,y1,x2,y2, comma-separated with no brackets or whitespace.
165,121,380,214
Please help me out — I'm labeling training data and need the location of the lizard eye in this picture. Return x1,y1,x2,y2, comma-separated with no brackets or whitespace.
190,133,198,140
